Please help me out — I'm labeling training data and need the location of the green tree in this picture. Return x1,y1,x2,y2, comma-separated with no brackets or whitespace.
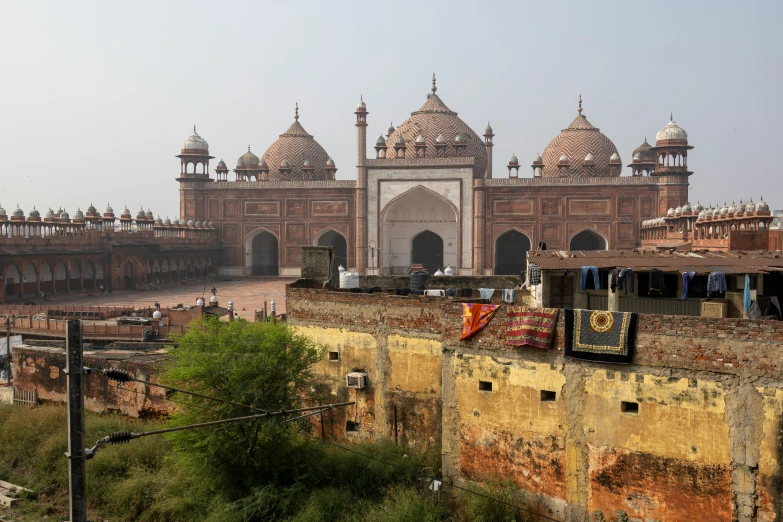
163,317,322,496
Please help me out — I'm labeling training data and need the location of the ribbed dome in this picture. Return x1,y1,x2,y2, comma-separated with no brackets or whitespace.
105,204,114,214
667,208,675,216
757,198,770,211
217,159,227,169
326,157,335,166
261,107,333,181
46,208,55,219
675,206,682,215
136,208,146,219
164,218,172,225
74,209,84,220
121,206,132,218
656,116,688,142
172,218,180,225
376,135,386,145
237,147,260,169
682,202,692,213
87,203,97,213
693,202,703,213
145,209,153,220
181,126,209,153
540,103,621,177
28,208,40,218
0,205,6,217
632,138,656,161
60,210,70,220
385,90,488,178
509,153,519,164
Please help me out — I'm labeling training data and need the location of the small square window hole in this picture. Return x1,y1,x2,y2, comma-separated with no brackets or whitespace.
621,401,639,414
478,380,493,392
346,421,360,432
328,351,339,361
540,390,557,402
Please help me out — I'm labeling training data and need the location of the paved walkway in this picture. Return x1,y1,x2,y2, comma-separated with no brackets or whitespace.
36,278,293,315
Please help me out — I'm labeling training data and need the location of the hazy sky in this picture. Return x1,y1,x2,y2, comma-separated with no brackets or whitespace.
1,1,780,219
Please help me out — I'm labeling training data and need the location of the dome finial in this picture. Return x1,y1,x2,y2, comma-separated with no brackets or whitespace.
670,112,674,122
295,102,299,121
431,72,437,93
248,145,251,152
578,94,583,114
193,124,196,133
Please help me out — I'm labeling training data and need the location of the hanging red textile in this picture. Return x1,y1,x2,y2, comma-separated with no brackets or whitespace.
461,303,500,340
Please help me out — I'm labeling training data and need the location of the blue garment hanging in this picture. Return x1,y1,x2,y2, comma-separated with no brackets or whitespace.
580,266,600,291
681,271,696,300
743,274,752,313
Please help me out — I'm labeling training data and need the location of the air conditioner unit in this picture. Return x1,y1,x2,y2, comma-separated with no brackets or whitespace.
346,372,368,389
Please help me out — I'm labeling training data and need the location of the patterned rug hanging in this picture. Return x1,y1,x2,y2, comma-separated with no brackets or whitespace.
564,309,638,364
461,303,500,340
506,307,559,349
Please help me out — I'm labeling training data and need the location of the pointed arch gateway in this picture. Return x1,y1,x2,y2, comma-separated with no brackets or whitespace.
569,229,607,251
494,229,532,275
381,185,459,274
245,228,279,276
314,229,348,269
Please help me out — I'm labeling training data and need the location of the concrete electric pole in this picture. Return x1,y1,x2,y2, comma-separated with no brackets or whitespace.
65,320,88,522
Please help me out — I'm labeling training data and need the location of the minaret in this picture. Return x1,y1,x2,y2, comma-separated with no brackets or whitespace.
354,95,369,274
483,122,494,178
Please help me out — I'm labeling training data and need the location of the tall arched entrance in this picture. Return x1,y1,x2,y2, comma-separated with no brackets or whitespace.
570,230,606,251
495,230,531,275
412,230,444,275
316,230,348,269
381,186,458,275
123,260,136,289
250,231,279,276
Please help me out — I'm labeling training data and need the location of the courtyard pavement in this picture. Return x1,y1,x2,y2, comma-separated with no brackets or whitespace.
37,277,294,316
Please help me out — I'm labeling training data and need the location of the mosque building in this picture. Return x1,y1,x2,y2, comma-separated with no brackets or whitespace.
180,75,692,277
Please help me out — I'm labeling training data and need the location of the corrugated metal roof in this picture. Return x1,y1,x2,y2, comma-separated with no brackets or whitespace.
528,250,783,274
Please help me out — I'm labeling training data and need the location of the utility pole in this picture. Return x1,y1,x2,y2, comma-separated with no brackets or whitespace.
65,320,88,522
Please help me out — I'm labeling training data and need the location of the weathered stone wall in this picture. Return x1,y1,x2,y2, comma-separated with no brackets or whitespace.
287,285,783,522
12,346,170,418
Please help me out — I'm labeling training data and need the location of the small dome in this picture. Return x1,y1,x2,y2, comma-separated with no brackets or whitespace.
122,206,132,218
259,159,268,168
633,152,642,160
237,147,260,169
388,123,395,135
584,153,595,161
195,221,202,227
172,218,180,225
74,209,84,220
727,203,736,214
395,135,405,145
675,206,682,215
302,159,312,167
533,153,542,162
485,123,493,135
12,206,24,217
682,202,692,213
280,159,291,168
137,208,146,219
0,205,6,217
356,97,366,110
60,210,70,220
46,208,55,219
757,198,770,211
196,297,205,307
326,157,335,166
154,216,163,224
610,152,621,161
376,135,386,145
208,221,214,227
415,134,425,143
217,159,227,169
559,153,569,162
698,209,706,219
719,204,728,215
105,204,114,214
455,133,465,143
746,201,756,212
181,126,209,152
187,220,194,226
87,203,97,213
693,202,704,213
164,218,172,225
667,208,675,216
146,209,153,220
436,134,445,143
656,116,688,142
28,208,40,218
509,153,518,163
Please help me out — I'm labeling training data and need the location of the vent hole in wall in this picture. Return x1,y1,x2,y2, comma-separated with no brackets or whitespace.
621,401,639,414
479,381,493,392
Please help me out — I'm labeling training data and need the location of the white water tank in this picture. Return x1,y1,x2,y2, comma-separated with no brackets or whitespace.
338,265,345,274
444,265,454,276
196,297,205,306
340,269,360,289
152,310,162,319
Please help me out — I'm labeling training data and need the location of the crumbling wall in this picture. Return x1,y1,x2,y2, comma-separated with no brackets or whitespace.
288,285,783,522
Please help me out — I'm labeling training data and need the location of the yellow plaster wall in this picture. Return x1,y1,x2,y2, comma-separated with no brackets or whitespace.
296,326,377,394
584,370,730,464
387,334,441,395
758,387,783,521
455,354,565,436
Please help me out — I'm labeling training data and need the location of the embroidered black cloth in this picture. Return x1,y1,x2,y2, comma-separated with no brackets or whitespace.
564,309,638,364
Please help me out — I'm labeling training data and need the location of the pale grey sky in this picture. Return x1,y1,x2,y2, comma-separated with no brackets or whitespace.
1,1,780,219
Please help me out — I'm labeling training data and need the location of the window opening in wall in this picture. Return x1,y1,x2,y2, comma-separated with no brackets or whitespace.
540,390,556,402
478,380,493,392
621,401,639,414
328,351,339,361
345,421,360,432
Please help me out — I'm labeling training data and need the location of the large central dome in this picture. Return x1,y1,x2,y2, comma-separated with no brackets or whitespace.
540,100,620,177
261,105,334,181
385,79,488,178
